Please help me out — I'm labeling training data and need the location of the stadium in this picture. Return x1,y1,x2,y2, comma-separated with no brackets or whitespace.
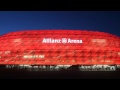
0,30,120,71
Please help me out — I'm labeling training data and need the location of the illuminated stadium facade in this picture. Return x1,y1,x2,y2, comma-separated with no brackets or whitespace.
0,30,120,71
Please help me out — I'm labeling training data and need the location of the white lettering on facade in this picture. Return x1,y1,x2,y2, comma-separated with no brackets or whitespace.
68,38,82,43
42,38,47,43
42,38,82,44
23,55,44,58
42,38,61,43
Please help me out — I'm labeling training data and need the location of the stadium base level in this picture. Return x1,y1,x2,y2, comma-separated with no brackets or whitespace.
0,65,120,71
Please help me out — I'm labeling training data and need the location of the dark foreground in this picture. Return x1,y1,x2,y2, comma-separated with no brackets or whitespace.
0,69,120,79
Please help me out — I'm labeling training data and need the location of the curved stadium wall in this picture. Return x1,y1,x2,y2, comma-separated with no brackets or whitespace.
0,30,120,67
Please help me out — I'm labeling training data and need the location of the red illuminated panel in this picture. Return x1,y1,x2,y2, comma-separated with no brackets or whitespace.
0,30,119,65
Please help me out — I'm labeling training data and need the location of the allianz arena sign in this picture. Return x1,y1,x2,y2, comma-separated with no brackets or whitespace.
42,38,83,44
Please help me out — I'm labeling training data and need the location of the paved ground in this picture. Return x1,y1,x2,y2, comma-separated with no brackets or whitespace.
0,69,120,79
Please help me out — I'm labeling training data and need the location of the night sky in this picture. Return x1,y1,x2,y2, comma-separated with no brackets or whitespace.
0,11,120,37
